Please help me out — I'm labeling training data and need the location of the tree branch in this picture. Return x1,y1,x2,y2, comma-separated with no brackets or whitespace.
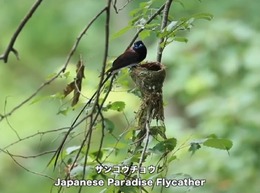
49,1,113,170
113,0,133,13
0,0,43,63
2,127,68,150
0,7,106,123
128,3,166,49
6,150,55,181
157,0,174,62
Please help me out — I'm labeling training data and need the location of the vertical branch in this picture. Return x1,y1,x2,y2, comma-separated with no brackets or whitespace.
79,2,112,192
137,107,152,179
97,0,112,101
49,7,107,168
50,0,113,172
157,0,174,63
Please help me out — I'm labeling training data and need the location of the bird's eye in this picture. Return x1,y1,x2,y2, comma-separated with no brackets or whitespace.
134,42,143,49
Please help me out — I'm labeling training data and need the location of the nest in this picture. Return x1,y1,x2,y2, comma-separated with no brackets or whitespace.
130,62,166,129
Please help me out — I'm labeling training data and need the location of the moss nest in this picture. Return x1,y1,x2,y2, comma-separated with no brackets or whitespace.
130,62,166,129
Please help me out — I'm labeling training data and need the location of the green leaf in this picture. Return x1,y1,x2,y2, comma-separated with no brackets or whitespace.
30,95,49,105
150,126,167,139
66,146,81,155
173,36,188,43
45,72,57,81
122,156,134,165
91,150,103,160
105,101,126,112
127,88,141,98
203,138,233,150
70,165,84,177
139,1,152,9
70,165,95,178
186,18,195,28
101,186,119,193
169,155,177,163
102,147,119,156
151,138,177,154
50,92,65,99
157,30,169,38
175,0,185,8
206,134,218,138
120,186,139,193
130,1,152,16
130,7,142,16
188,142,201,156
30,92,64,105
192,13,214,21
111,25,133,40
57,106,71,115
139,29,150,39
104,118,115,133
62,71,70,79
145,23,160,30
166,21,178,31
100,188,108,193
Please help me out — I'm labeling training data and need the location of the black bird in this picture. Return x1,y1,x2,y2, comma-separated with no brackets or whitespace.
106,40,147,75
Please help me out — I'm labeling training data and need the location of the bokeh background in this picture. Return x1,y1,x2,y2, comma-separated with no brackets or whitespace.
1,0,260,193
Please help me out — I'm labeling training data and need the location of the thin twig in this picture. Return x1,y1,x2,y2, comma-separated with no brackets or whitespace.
79,116,94,192
113,0,133,13
1,149,56,159
0,7,106,123
49,74,113,168
4,96,21,139
2,127,68,150
137,107,152,179
127,3,166,49
96,106,105,162
157,0,173,62
76,76,115,193
51,0,113,168
0,0,43,63
6,150,55,181
98,0,112,99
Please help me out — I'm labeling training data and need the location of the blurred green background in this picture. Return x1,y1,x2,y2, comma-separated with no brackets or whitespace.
1,0,260,193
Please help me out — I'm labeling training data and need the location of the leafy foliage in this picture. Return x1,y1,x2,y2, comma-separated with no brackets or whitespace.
111,1,213,48
4,0,259,193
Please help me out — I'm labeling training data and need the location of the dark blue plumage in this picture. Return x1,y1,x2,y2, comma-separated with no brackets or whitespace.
106,41,147,74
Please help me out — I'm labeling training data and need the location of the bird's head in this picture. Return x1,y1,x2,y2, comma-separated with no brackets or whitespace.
133,40,147,61
133,41,145,50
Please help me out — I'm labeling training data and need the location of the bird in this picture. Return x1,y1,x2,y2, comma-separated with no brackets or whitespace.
106,40,147,75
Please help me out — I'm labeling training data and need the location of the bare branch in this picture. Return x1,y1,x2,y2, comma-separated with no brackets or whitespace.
49,0,114,170
113,0,133,13
157,0,174,62
97,0,112,101
6,150,55,181
2,127,68,150
0,7,107,123
1,149,56,159
62,7,107,73
0,0,43,63
3,96,21,139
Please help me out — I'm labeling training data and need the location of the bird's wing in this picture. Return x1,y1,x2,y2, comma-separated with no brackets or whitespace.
107,49,140,73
